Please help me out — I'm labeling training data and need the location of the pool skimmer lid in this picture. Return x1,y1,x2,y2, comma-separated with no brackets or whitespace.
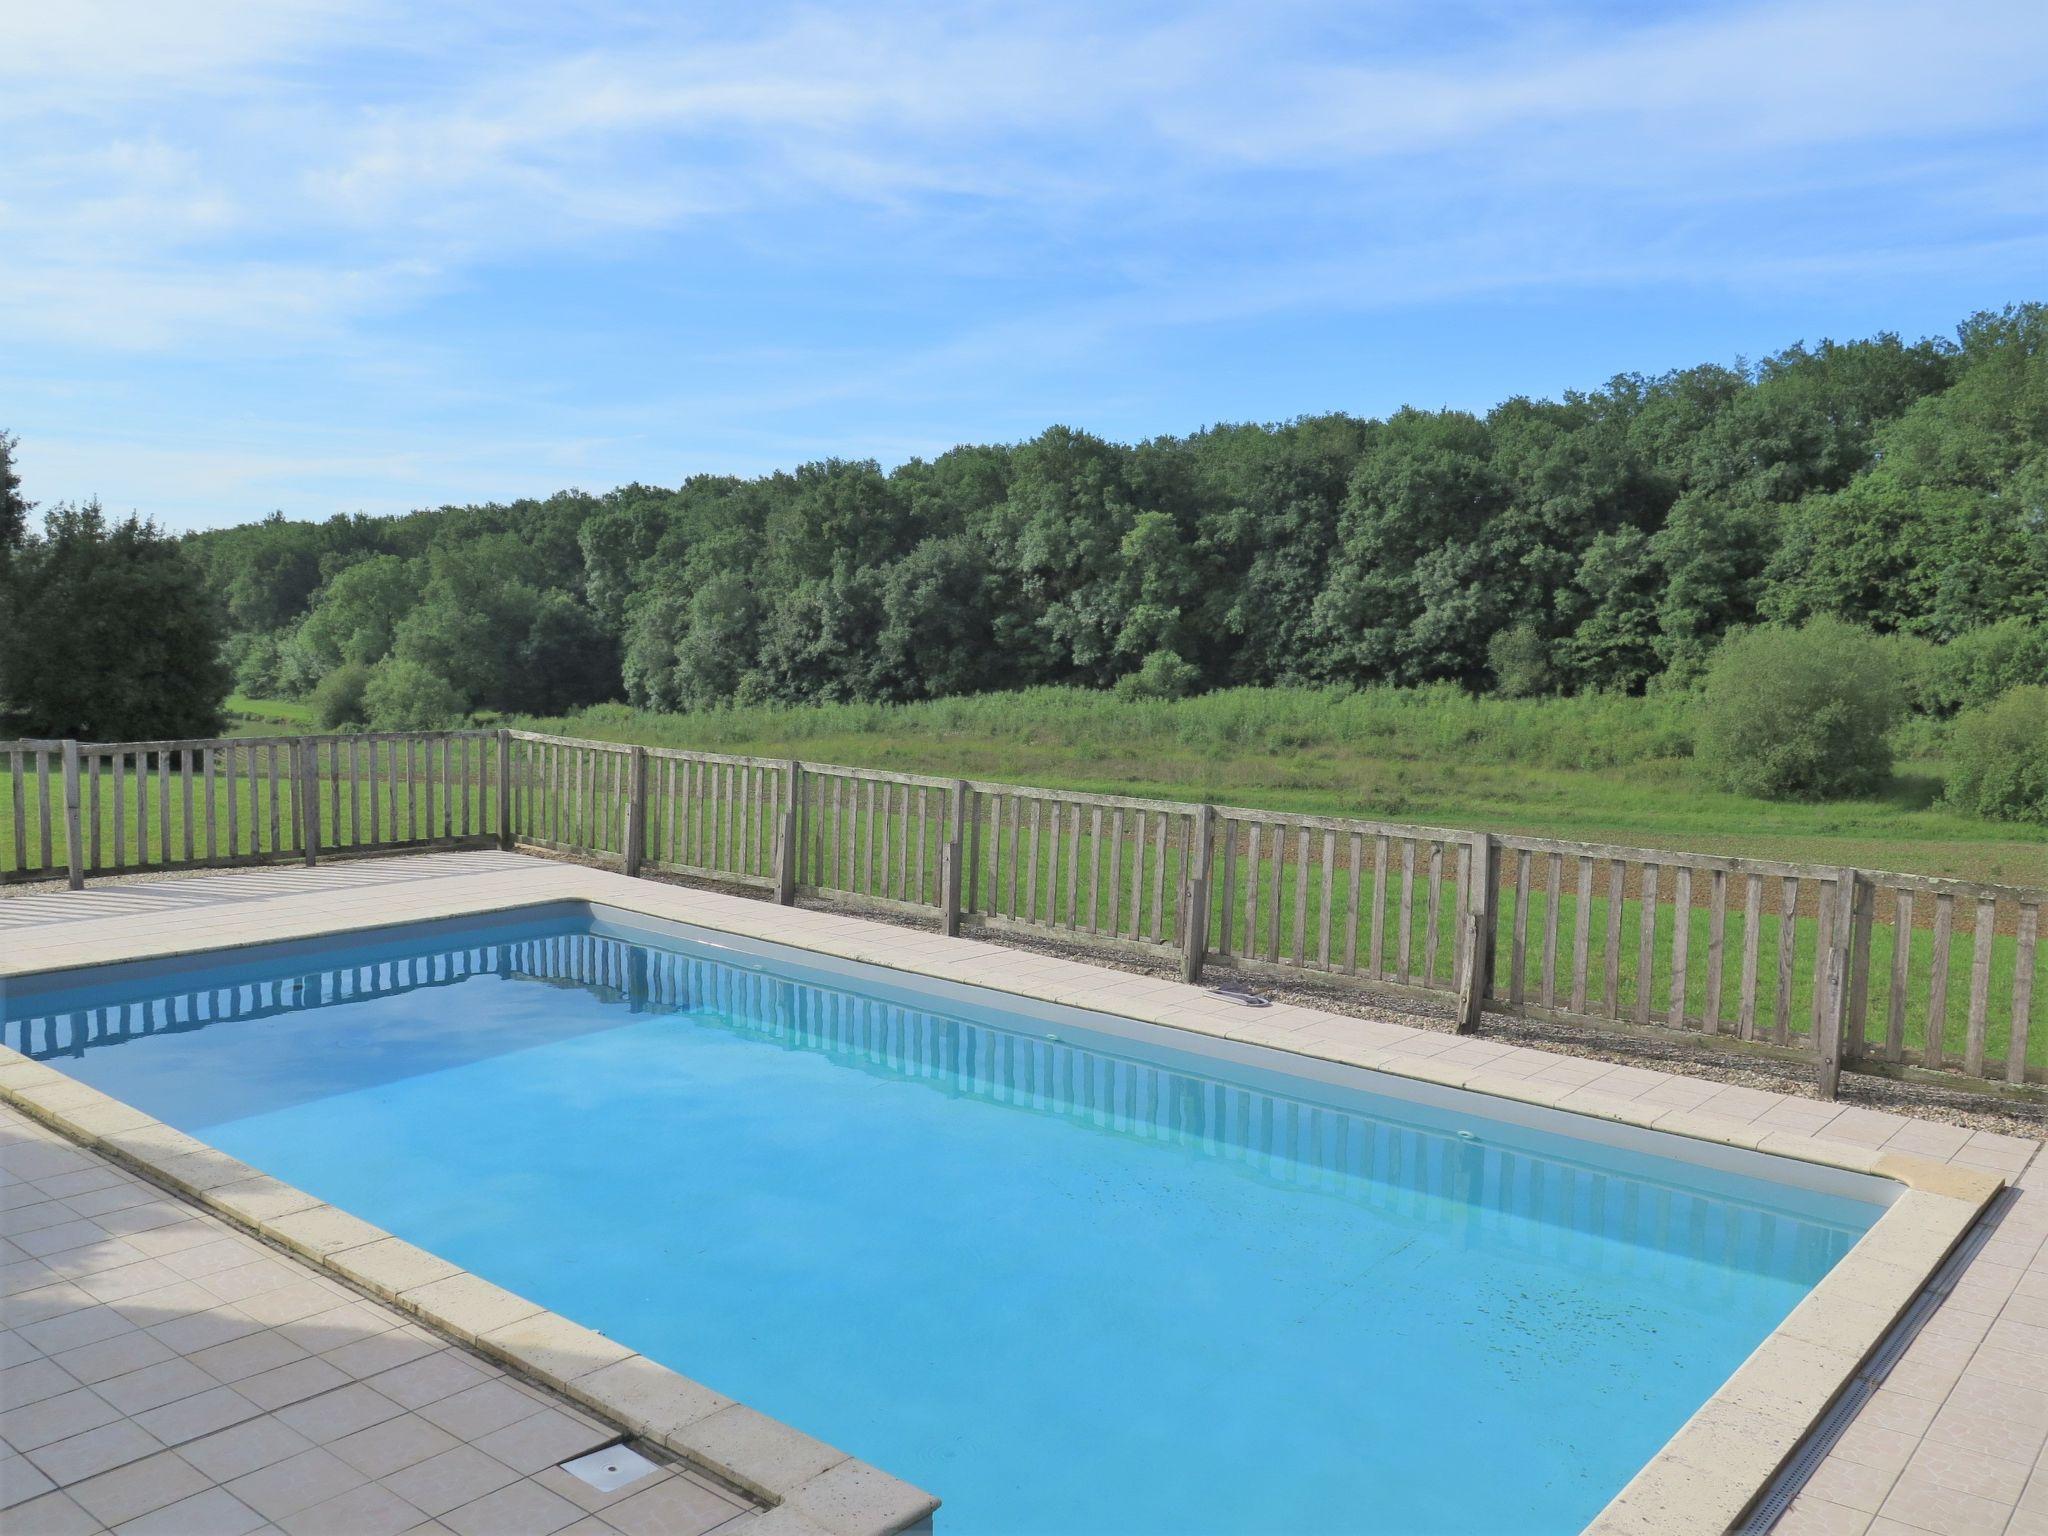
560,1442,661,1492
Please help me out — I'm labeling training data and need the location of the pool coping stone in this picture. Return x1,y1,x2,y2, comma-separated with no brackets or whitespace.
0,853,2013,1535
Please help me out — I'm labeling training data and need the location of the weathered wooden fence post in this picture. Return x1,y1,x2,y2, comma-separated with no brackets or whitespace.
1841,865,1875,1069
297,740,320,867
1454,830,1497,1033
496,730,513,850
774,762,802,905
61,740,84,890
941,779,969,936
623,746,648,877
1180,803,1217,984
1814,867,1861,1101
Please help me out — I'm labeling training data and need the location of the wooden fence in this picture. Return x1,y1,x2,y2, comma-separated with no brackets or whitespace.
6,728,2041,1100
1,732,504,884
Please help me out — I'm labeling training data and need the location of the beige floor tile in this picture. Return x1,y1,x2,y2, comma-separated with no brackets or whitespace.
113,1485,269,1536
96,1359,221,1416
178,1416,317,1482
0,1446,59,1509
276,1481,426,1536
381,1445,521,1518
2,1386,124,1451
65,1449,210,1527
599,1472,752,1536
5,1489,104,1535
418,1380,553,1441
52,1329,174,1386
24,1419,165,1486
272,1383,407,1444
235,1356,353,1411
226,1446,368,1521
2,1356,83,1407
329,1414,462,1479
365,1350,495,1411
129,1383,262,1447
440,1478,583,1536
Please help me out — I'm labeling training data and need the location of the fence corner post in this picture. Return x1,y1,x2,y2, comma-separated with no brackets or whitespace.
297,739,320,867
496,730,513,851
941,778,969,936
1179,803,1217,985
1454,830,1497,1033
60,740,84,890
623,746,648,878
774,761,802,905
1815,867,1860,1101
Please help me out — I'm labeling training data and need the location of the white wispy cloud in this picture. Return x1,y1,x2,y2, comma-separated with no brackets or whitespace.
3,0,2043,526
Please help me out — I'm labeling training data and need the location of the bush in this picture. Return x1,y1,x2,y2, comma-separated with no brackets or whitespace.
1921,620,2048,714
1113,649,1201,702
361,658,466,731
1486,622,1555,698
1693,619,1907,799
1945,685,2048,823
310,662,372,729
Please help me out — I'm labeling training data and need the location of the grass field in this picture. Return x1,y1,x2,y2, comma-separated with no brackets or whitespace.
511,688,2046,889
224,693,316,734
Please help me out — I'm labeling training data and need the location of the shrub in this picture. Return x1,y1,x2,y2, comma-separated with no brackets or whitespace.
1693,619,1907,799
1945,685,2048,823
361,658,466,731
1113,649,1201,702
1485,622,1554,698
1921,620,2048,714
310,662,372,729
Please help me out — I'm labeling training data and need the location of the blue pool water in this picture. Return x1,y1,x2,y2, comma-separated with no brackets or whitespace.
4,904,1887,1535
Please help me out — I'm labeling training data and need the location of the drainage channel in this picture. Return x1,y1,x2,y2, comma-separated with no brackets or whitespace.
1736,1183,2021,1533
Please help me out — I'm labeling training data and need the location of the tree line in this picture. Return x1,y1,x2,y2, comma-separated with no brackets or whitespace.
0,305,2042,775
200,304,2043,720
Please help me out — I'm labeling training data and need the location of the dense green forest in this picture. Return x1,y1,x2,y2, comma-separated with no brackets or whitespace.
177,305,2043,718
0,306,2042,819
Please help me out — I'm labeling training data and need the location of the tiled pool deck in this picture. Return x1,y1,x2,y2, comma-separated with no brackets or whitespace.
2,851,2043,1535
0,1102,760,1536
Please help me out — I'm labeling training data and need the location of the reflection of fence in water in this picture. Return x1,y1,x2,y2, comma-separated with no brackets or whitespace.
619,939,1862,1293
3,932,652,1060
6,926,1859,1293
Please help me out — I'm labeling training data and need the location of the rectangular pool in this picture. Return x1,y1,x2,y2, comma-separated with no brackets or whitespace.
3,902,1890,1534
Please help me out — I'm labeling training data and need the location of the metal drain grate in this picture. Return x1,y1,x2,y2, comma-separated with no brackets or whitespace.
1735,1184,2018,1533
560,1442,662,1493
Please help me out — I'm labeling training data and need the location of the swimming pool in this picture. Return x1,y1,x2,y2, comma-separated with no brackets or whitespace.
4,901,1891,1534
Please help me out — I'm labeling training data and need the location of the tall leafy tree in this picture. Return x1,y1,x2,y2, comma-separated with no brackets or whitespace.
0,430,29,566
2,502,230,738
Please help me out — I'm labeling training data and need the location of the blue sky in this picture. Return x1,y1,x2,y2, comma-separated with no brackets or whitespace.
5,0,2046,533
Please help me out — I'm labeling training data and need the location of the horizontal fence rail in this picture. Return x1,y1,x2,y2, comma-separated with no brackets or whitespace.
5,727,2042,1100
